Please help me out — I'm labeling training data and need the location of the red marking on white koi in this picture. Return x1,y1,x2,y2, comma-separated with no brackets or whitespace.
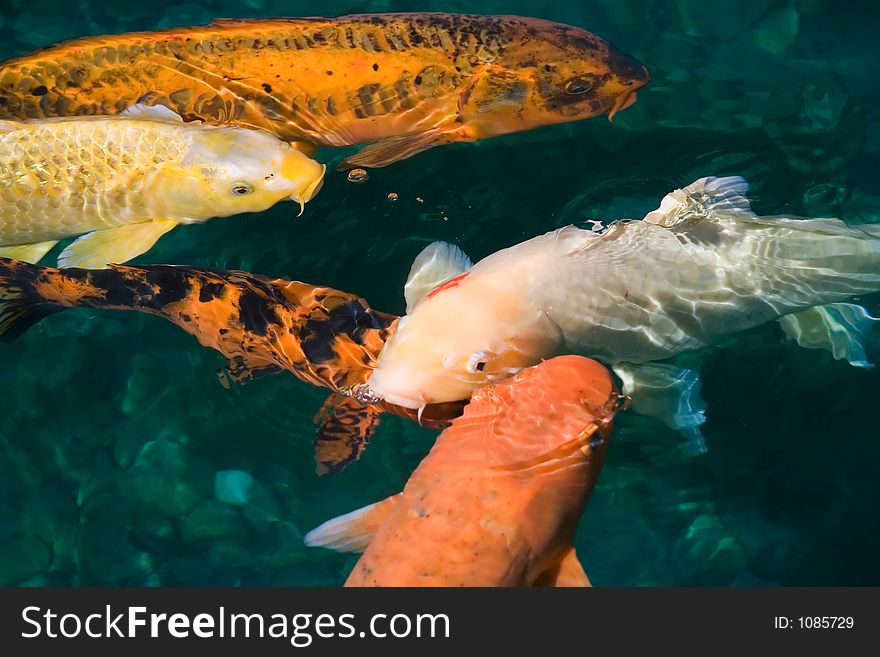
425,272,470,300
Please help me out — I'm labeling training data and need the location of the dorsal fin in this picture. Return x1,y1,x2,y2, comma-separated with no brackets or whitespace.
120,102,184,122
643,176,752,228
404,241,472,313
304,494,401,553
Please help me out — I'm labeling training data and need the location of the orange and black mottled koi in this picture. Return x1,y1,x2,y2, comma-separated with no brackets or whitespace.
0,257,462,472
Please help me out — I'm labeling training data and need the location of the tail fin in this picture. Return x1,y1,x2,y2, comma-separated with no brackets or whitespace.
0,258,60,342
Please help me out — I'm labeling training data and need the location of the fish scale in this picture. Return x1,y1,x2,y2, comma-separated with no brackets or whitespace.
0,119,187,243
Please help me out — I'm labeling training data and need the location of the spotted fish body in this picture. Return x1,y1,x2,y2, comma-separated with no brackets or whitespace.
0,14,649,168
0,258,461,472
305,355,621,587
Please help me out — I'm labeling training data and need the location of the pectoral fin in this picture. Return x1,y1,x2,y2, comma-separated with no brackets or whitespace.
304,494,402,553
613,362,708,455
779,303,879,368
404,241,473,313
57,220,178,269
338,130,460,170
534,548,592,587
313,394,383,475
0,240,59,264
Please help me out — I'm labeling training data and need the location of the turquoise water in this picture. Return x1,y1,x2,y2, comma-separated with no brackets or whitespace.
1,0,879,586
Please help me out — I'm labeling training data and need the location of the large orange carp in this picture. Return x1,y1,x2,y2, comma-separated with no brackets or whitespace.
0,14,649,168
306,355,622,587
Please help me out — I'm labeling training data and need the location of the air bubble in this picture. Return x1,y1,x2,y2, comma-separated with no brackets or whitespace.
347,168,368,183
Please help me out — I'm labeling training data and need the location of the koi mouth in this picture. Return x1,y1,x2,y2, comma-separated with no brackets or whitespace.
352,381,425,410
607,91,638,123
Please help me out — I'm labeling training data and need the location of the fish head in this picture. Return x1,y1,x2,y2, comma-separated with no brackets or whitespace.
459,17,649,137
148,128,325,220
365,273,560,409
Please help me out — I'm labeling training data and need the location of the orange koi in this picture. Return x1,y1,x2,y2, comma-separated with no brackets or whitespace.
306,355,622,586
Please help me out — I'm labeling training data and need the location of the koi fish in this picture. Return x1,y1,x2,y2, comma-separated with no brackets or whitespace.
305,355,621,587
361,177,880,451
0,14,649,168
0,104,325,268
0,257,462,472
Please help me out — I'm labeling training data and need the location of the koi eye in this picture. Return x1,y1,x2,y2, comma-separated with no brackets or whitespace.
231,182,253,195
565,77,594,95
466,352,492,374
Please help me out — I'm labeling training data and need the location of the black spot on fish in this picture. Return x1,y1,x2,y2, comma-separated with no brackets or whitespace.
144,267,191,307
31,85,48,96
198,282,224,302
81,268,143,308
301,319,336,364
261,83,272,93
607,48,649,84
372,63,379,71
236,291,276,336
326,70,333,76
327,300,392,344
218,328,229,335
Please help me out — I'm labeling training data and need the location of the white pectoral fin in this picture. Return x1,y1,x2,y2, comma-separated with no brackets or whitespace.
403,241,473,313
614,362,708,455
0,240,59,264
644,176,752,228
57,220,178,269
303,494,401,553
779,303,879,369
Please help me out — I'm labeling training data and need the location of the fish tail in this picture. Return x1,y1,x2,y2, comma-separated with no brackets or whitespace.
0,258,63,342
